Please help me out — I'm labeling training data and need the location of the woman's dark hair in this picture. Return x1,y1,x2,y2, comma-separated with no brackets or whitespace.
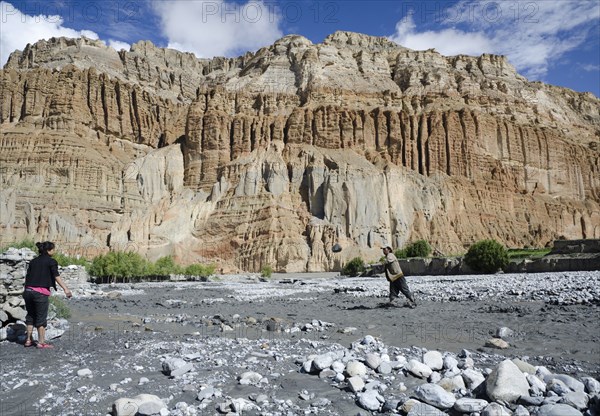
36,241,55,255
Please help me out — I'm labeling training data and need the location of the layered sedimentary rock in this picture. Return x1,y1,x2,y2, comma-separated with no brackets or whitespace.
1,32,599,271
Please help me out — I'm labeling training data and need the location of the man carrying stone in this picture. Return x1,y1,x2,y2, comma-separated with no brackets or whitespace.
382,245,416,308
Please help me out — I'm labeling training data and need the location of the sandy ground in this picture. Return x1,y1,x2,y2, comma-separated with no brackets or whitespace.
1,272,599,415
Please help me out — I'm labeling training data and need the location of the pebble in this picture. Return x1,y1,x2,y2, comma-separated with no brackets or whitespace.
238,371,263,385
357,389,383,411
346,360,367,377
407,401,446,416
162,358,193,377
423,351,443,371
77,368,92,378
413,383,456,409
495,326,514,339
312,353,334,371
406,359,432,378
536,403,583,416
365,353,381,370
482,402,512,416
348,375,365,393
485,338,510,349
453,397,489,412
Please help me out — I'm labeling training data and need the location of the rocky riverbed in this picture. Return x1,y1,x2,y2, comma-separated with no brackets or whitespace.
1,271,599,415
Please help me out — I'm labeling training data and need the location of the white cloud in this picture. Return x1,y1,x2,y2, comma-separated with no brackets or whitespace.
390,0,600,80
392,17,492,56
581,64,600,72
152,0,283,58
108,39,130,51
0,1,100,65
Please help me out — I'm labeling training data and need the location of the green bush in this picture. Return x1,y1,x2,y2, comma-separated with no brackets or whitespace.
394,248,408,259
261,265,273,278
49,296,71,319
405,240,432,258
0,238,36,253
87,251,152,281
507,248,551,259
153,255,183,276
464,239,509,273
184,263,215,277
342,257,366,277
54,252,89,267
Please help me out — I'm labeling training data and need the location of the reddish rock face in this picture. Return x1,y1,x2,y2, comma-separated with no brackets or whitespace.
1,33,598,271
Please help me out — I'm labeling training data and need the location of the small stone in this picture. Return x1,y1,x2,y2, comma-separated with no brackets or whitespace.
138,377,149,385
197,386,215,401
361,335,376,345
550,374,585,393
348,375,365,393
583,377,600,394
453,397,488,413
382,399,401,413
519,395,545,406
423,351,443,371
482,402,512,416
414,383,456,409
255,394,268,403
239,371,263,385
406,401,446,416
338,326,357,334
377,361,392,374
357,390,383,411
162,358,193,377
513,404,530,416
332,361,345,373
429,371,442,384
406,359,432,378
560,391,589,410
77,368,92,377
536,403,583,416
346,360,367,377
462,368,485,389
302,360,313,373
527,374,547,393
443,355,458,370
512,358,536,374
495,327,514,339
439,375,466,392
485,338,509,349
458,357,475,369
319,369,336,379
547,378,572,396
365,353,381,370
311,397,331,407
312,353,334,371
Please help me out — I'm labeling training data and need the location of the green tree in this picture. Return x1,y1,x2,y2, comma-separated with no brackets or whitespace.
184,263,215,277
87,251,152,282
153,255,182,276
464,239,509,274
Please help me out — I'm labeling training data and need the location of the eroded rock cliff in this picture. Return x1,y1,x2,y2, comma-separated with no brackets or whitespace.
1,32,599,271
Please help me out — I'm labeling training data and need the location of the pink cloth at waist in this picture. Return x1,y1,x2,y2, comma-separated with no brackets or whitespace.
26,286,51,296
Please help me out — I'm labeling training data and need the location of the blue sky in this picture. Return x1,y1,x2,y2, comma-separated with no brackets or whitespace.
1,0,598,96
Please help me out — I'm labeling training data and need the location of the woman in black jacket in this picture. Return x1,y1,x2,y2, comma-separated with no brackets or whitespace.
23,241,72,348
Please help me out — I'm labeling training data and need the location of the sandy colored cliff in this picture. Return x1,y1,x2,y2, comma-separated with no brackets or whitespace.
1,32,599,271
